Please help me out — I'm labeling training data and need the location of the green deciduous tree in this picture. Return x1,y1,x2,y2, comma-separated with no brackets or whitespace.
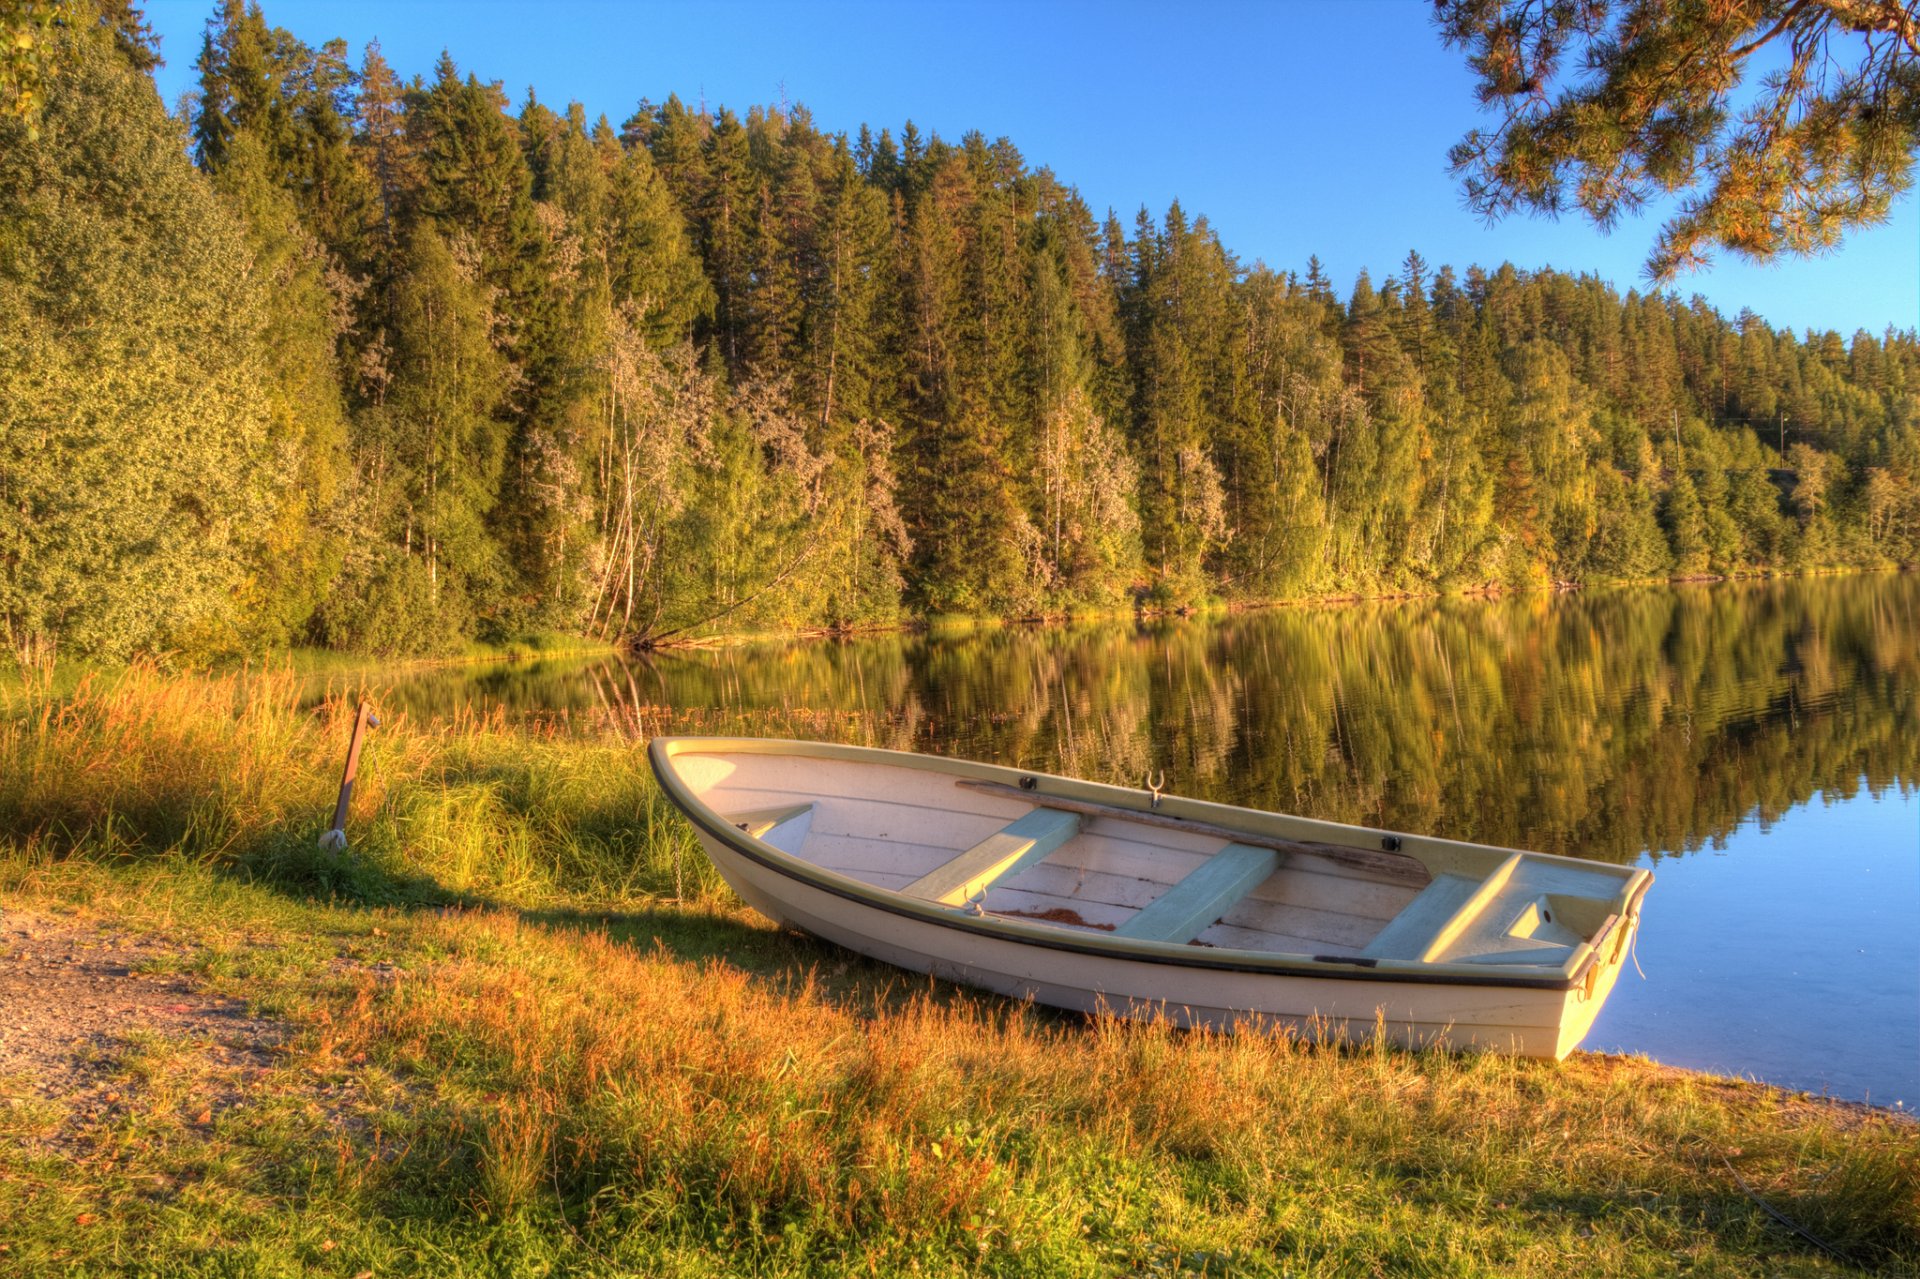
1,22,281,666
1,0,63,141
209,131,353,647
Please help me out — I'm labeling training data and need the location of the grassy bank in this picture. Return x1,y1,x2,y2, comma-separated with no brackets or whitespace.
0,670,1914,1276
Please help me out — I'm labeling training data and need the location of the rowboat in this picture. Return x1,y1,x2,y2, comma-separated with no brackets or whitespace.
648,737,1652,1059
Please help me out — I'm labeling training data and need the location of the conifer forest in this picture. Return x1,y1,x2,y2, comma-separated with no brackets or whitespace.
3,2,1917,666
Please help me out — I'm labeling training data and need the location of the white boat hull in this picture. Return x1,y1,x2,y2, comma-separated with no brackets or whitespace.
654,738,1649,1060
693,824,1620,1058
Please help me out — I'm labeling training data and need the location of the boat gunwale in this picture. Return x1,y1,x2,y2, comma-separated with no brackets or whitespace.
647,736,1653,993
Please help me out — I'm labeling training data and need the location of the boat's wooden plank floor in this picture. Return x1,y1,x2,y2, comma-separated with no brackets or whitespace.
1116,845,1282,943
694,756,1415,959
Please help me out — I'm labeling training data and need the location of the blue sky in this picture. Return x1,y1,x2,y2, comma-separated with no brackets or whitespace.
144,0,1917,338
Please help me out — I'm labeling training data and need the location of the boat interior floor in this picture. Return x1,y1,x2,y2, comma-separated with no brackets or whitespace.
706,754,1623,966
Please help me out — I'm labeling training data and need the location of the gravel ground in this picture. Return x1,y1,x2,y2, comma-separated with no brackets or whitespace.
0,906,282,1149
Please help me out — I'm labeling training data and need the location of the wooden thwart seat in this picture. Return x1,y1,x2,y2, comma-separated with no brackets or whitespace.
905,808,1081,906
1114,843,1280,944
1362,852,1523,962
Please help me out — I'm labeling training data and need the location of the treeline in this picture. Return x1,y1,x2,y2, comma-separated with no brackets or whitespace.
3,3,1917,665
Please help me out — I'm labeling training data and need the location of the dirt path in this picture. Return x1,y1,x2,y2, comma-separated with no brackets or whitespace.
0,906,282,1148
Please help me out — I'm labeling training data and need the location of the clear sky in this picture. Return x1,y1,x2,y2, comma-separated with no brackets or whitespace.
142,0,1918,339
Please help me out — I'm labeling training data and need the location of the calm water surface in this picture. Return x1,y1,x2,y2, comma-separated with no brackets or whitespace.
342,575,1919,1103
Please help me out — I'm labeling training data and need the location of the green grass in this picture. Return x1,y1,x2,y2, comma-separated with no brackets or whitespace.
0,667,1914,1276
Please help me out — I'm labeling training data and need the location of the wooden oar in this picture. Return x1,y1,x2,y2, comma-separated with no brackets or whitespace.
955,779,1432,887
319,700,378,853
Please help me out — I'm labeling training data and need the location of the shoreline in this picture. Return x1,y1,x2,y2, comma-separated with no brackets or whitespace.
567,562,1917,654
648,562,1910,651
2,890,1911,1119
10,567,1898,693
1,663,1913,1274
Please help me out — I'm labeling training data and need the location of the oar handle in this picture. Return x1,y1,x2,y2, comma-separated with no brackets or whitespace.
321,700,378,851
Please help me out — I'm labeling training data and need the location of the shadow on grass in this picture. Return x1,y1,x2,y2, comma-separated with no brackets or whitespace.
510,901,1101,1036
181,796,979,1027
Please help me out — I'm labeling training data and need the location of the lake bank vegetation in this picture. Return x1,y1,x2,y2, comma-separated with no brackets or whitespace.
1,664,1915,1275
2,1,1918,673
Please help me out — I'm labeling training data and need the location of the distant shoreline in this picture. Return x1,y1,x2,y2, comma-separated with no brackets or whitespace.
636,562,1912,652
254,563,1919,669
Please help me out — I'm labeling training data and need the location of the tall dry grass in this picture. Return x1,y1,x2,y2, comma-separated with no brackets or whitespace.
322,910,1920,1273
0,663,717,906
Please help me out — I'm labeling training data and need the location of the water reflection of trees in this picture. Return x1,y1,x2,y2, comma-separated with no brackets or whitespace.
365,576,1917,862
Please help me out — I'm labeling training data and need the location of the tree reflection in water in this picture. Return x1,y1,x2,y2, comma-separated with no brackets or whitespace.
350,575,1917,865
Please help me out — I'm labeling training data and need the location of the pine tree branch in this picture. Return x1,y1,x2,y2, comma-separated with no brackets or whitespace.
1729,0,1819,63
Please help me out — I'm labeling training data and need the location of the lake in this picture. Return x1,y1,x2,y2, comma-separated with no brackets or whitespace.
332,575,1920,1104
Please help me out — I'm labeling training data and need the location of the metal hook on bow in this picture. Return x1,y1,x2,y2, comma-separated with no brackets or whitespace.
1144,769,1167,810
